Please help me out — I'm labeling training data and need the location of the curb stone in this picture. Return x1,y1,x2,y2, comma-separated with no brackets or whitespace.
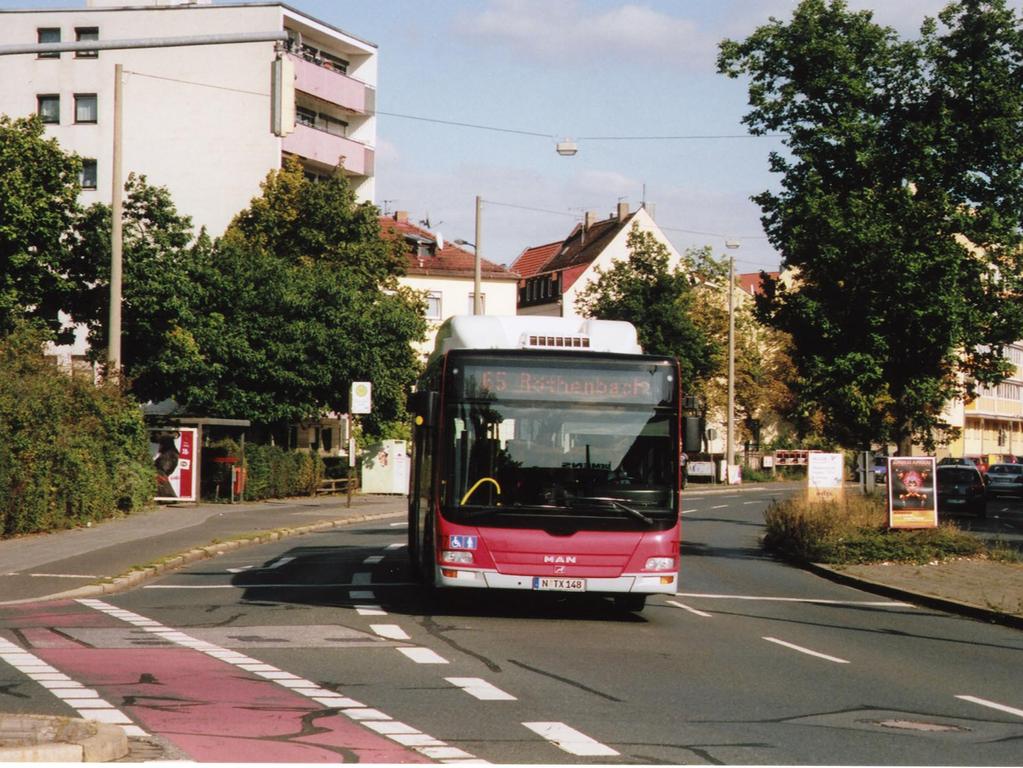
805,561,1023,630
0,715,128,762
0,509,404,607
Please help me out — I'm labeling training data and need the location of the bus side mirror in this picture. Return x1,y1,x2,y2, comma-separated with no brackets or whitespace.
683,416,704,453
409,390,438,427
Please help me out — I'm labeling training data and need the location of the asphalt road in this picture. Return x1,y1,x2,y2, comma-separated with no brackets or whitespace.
1,486,1022,764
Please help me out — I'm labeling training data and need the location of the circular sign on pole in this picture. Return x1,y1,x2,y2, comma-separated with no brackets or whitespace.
351,381,372,414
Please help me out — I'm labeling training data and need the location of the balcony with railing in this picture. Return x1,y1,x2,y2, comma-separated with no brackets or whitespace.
282,123,373,177
288,52,373,114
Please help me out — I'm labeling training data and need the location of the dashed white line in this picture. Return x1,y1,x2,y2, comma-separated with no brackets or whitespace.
957,695,1023,719
445,677,517,701
371,624,410,641
763,636,850,664
666,600,712,618
523,722,619,757
0,637,143,734
711,504,728,509
356,604,388,616
398,647,449,664
389,521,408,527
386,543,406,550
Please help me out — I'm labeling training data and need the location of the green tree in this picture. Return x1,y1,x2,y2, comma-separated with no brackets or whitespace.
0,115,83,341
718,0,1023,453
575,227,723,392
69,173,211,401
196,159,426,430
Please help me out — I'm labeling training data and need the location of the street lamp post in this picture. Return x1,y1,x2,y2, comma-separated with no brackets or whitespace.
473,195,482,315
725,241,740,483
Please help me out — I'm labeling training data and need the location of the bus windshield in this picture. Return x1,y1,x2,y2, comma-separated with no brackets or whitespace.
443,355,678,529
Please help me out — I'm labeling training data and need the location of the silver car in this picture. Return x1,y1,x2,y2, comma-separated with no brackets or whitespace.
985,463,1023,498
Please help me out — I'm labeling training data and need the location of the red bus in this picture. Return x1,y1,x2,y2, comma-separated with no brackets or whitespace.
407,316,682,612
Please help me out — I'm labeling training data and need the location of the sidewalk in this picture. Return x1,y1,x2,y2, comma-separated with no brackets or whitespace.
0,493,407,606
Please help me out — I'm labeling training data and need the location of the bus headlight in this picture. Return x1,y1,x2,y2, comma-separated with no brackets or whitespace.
442,550,474,564
644,557,675,571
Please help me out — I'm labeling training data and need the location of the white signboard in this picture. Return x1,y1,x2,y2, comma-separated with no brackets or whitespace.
807,452,844,495
688,461,715,477
351,381,372,414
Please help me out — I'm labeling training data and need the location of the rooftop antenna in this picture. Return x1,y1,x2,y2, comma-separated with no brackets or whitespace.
382,199,395,216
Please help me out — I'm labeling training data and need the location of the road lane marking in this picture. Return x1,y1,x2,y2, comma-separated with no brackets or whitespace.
398,647,449,664
682,508,697,514
142,581,418,590
523,722,619,756
28,573,99,579
711,504,728,509
363,555,384,565
389,521,408,527
356,604,388,616
677,593,912,607
957,695,1023,719
78,599,479,763
371,624,410,640
445,677,517,701
666,600,712,618
386,543,406,550
0,636,145,734
763,636,850,664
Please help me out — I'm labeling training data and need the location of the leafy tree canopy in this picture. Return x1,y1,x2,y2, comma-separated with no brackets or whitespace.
719,0,1023,452
0,115,83,341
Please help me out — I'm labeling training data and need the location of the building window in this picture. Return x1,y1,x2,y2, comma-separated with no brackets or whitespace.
75,27,98,58
425,292,442,320
468,293,486,314
74,94,97,123
37,28,60,59
80,159,97,190
37,94,59,124
296,106,316,128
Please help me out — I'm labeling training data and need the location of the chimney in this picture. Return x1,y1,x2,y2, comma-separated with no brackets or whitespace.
617,201,630,221
584,211,598,230
394,210,408,223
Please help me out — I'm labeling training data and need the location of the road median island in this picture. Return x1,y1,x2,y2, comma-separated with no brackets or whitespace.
764,491,1023,627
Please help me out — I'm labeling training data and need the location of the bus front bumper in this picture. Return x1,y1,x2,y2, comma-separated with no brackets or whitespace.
435,568,678,594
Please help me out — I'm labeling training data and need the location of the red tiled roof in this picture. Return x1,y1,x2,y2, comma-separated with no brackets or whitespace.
511,241,561,279
380,216,519,280
738,271,780,296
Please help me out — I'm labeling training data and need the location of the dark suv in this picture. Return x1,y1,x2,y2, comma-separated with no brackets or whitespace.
936,464,988,518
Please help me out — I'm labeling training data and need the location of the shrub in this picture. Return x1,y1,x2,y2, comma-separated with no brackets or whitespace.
763,492,985,565
238,443,323,501
0,324,155,537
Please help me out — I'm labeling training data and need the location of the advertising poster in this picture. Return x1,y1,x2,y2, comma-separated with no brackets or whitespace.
807,452,844,499
887,456,938,529
150,428,197,502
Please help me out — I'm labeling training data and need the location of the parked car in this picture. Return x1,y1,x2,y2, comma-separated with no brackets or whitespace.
873,455,888,484
936,464,988,518
938,456,988,477
985,463,1023,498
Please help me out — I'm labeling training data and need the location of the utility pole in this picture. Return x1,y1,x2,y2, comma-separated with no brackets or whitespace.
108,63,124,374
725,240,740,483
474,195,483,315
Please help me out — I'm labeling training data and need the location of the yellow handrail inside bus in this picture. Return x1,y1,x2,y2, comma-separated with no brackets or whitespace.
461,477,501,505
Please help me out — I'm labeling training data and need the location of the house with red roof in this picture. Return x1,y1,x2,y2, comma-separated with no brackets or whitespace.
511,203,682,318
380,211,519,358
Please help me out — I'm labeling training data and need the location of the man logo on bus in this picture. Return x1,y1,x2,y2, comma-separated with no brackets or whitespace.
544,555,577,564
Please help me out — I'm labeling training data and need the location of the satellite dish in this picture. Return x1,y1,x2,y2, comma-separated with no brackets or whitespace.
436,233,444,250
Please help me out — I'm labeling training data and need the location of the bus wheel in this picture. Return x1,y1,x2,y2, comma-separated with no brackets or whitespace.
614,594,646,613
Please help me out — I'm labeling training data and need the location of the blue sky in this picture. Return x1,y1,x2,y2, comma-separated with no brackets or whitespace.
5,0,1022,274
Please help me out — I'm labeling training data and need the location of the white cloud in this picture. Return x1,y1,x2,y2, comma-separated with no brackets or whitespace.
457,0,714,66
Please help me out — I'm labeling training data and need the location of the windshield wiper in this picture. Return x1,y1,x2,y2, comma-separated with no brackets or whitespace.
569,496,653,526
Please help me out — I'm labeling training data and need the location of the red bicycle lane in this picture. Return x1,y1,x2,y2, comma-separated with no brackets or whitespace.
1,600,435,763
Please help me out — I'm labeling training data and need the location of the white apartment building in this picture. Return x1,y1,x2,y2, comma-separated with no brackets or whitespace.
0,0,377,236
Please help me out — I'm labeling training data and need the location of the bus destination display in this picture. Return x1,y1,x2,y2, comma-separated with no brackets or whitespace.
459,363,673,404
